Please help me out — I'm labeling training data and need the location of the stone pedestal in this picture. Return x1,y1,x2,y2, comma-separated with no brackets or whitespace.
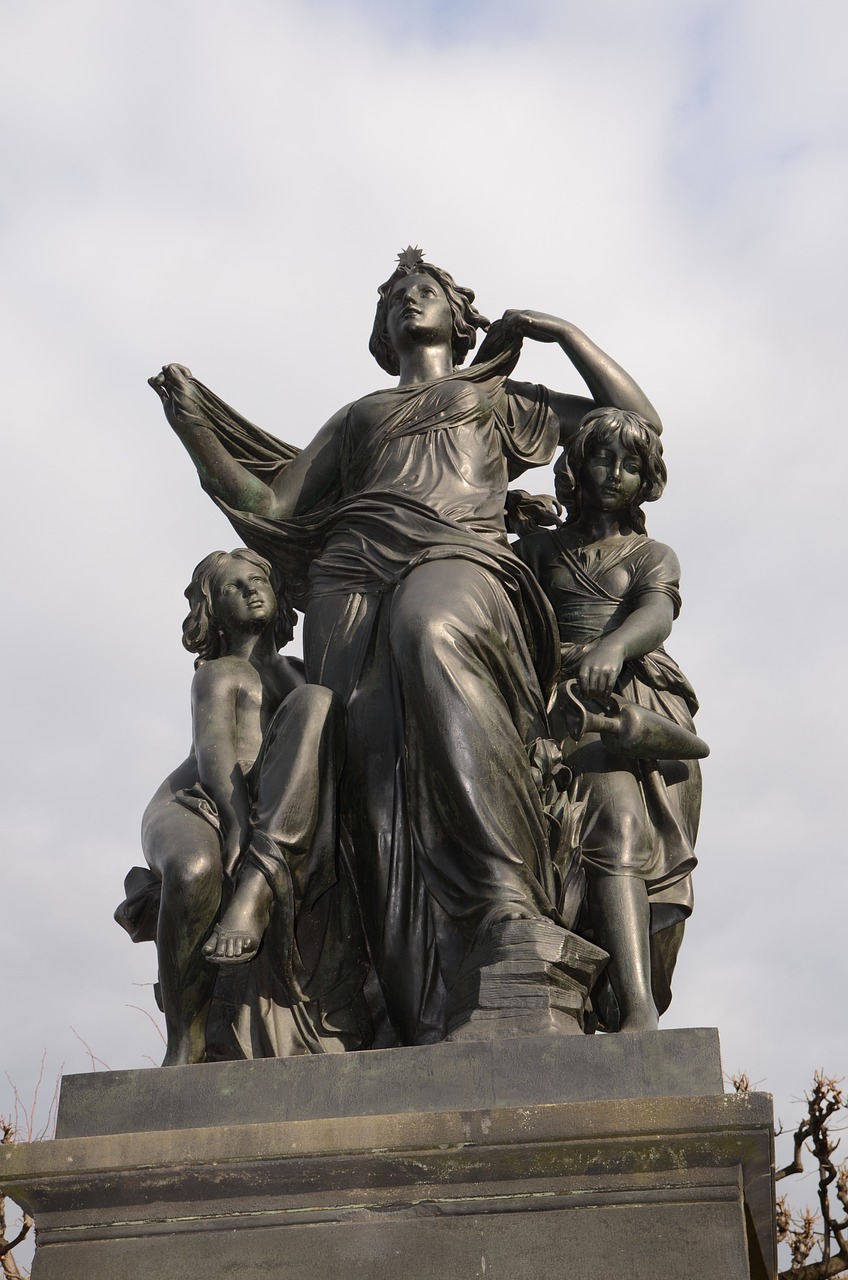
0,1028,776,1279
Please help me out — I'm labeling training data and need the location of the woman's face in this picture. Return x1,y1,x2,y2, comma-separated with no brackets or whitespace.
211,559,277,634
385,272,453,354
580,437,642,512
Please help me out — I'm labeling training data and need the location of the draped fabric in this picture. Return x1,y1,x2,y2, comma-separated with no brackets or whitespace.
116,685,370,1057
188,345,608,1044
515,526,703,1022
516,527,701,896
209,340,560,639
179,379,303,479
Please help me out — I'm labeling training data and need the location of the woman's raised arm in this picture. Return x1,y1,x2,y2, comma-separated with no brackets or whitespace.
149,363,345,519
490,311,662,441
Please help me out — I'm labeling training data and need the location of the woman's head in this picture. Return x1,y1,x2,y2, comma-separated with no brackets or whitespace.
555,408,666,534
369,247,489,375
182,548,297,662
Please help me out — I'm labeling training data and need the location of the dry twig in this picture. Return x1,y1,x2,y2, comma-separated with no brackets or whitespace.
0,1119,32,1280
775,1073,848,1280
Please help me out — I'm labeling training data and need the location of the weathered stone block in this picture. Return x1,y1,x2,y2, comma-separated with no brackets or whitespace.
1,1029,776,1279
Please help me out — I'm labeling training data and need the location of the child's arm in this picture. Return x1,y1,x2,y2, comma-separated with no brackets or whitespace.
191,661,252,877
578,593,674,702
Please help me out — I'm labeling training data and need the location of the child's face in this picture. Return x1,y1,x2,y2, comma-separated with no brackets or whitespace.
580,438,642,513
211,559,277,634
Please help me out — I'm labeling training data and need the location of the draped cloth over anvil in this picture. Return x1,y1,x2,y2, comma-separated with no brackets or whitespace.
187,344,607,1043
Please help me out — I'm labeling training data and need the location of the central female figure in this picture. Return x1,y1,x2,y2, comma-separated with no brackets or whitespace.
151,250,660,1046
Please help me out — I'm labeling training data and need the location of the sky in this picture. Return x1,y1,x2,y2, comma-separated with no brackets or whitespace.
2,0,847,1258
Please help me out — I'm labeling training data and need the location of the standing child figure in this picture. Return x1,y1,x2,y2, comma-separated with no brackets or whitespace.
515,409,707,1032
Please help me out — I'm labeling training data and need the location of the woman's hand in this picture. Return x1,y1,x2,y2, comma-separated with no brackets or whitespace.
497,310,566,344
148,363,203,433
476,310,566,366
578,635,626,702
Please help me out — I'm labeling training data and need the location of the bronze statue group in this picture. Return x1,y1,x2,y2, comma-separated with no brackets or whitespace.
116,249,708,1066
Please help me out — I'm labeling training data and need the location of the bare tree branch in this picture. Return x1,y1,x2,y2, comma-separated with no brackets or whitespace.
125,1004,166,1046
69,1027,111,1073
0,1119,32,1280
776,1074,848,1280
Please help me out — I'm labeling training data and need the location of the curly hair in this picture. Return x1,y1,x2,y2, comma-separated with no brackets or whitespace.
369,258,490,376
181,548,297,664
554,408,667,536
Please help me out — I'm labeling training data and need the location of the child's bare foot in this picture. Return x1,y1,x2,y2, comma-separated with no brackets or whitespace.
203,866,273,965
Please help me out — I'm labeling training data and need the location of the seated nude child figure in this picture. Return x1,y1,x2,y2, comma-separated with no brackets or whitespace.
515,409,706,1033
122,549,355,1065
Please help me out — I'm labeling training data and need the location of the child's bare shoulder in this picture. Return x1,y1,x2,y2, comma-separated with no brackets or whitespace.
513,526,559,571
191,656,259,699
512,527,558,563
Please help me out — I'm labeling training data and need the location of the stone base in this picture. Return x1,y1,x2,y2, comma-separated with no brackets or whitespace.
0,1029,776,1279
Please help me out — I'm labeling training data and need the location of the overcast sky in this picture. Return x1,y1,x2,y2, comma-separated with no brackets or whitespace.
2,0,847,1241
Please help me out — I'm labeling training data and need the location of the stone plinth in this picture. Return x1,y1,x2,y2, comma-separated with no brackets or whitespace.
0,1029,776,1279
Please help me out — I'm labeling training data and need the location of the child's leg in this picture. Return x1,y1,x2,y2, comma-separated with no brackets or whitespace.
565,748,659,1032
205,683,346,967
144,803,223,1064
588,874,658,1031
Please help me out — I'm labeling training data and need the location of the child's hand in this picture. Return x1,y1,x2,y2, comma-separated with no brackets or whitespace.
578,636,626,702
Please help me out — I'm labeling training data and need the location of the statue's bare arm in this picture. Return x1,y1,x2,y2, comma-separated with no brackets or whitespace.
492,311,662,440
577,592,675,701
149,363,345,519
